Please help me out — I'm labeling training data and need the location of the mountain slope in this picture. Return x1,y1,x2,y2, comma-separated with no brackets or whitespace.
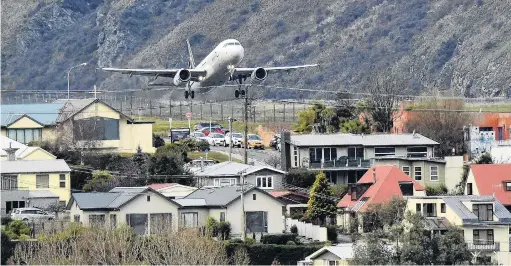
2,0,511,98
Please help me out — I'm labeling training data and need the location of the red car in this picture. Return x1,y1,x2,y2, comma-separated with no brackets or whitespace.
200,127,225,136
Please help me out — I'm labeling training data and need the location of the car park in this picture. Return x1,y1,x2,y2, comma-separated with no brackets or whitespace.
208,133,226,146
11,207,55,221
194,122,222,131
169,128,191,143
201,126,225,136
191,131,209,142
224,132,243,147
243,134,264,149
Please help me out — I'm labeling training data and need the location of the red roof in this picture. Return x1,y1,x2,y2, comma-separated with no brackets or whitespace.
269,190,309,199
147,183,177,190
471,164,511,206
337,165,424,211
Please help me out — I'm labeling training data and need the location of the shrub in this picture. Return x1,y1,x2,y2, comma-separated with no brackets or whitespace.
225,243,322,265
285,168,317,188
261,233,297,245
230,238,243,244
153,134,165,148
217,221,231,240
286,240,296,245
327,225,338,243
205,216,219,237
425,184,448,196
245,238,256,245
3,220,31,240
1,216,12,225
290,225,298,234
1,232,15,264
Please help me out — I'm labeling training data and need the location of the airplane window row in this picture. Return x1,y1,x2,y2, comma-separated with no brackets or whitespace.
223,42,241,47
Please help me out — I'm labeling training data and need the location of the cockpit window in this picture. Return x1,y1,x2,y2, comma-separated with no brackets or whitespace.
223,42,239,47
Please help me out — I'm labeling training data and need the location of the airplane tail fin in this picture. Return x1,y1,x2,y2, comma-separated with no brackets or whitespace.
186,39,196,68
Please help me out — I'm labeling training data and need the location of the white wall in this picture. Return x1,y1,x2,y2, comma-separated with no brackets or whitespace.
444,156,464,191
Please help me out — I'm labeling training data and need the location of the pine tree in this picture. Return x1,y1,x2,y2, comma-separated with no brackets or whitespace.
305,171,337,225
132,145,148,177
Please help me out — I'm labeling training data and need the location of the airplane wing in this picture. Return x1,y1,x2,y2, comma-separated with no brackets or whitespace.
101,67,207,80
232,64,319,76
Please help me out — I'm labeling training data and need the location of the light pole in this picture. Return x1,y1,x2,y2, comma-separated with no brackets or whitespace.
67,63,87,99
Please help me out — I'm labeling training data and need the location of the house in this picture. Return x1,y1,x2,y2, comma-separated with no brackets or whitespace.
280,132,439,184
147,183,197,199
372,156,464,190
337,165,425,231
67,187,181,234
175,186,285,235
269,190,309,217
194,161,286,191
298,244,354,266
1,135,56,161
1,98,155,153
405,195,511,265
465,164,511,212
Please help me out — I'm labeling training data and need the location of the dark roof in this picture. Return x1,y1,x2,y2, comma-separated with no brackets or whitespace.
181,186,283,207
289,133,439,147
54,98,133,123
195,161,285,177
442,195,511,225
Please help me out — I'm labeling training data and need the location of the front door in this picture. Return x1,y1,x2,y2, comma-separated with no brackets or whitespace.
497,127,503,141
245,211,268,233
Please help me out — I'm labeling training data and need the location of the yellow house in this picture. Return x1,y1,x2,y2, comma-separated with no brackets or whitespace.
405,195,511,265
1,99,155,153
299,245,353,266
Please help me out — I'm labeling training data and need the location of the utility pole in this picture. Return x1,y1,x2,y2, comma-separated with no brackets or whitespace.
243,85,249,164
240,171,246,242
228,117,233,161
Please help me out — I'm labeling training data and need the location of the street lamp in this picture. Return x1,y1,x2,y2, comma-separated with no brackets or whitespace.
67,62,87,99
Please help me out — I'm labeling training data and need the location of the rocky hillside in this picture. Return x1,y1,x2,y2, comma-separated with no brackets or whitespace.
2,0,511,98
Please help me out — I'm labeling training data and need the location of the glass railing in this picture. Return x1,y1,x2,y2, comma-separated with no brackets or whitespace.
467,241,500,251
308,158,372,169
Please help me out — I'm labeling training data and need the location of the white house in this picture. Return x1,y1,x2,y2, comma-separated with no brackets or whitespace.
67,187,181,234
175,186,285,236
299,244,354,266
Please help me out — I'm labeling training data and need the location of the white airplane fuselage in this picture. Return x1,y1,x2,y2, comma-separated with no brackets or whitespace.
190,39,245,92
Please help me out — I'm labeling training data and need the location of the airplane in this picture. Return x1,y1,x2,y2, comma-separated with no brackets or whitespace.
102,39,319,99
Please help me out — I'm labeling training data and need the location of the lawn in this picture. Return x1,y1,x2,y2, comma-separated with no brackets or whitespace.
187,151,242,163
145,117,262,136
463,104,511,112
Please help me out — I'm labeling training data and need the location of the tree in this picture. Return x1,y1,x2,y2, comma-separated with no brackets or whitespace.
352,232,395,265
437,228,471,265
132,146,149,177
83,170,114,192
264,153,281,169
340,119,371,134
295,103,338,133
405,99,471,157
425,184,448,196
2,220,31,240
305,172,337,225
476,152,493,164
153,134,165,148
284,168,317,188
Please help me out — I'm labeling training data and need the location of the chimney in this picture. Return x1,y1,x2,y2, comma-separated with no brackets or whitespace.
4,143,19,161
372,167,376,184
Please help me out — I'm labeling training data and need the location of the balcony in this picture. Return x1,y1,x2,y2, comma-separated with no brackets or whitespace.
309,158,372,170
467,241,500,252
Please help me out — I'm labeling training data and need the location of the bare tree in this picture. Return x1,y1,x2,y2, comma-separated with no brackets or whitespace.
405,99,471,157
264,153,281,168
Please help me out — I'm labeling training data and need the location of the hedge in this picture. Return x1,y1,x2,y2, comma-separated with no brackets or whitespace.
261,233,297,245
225,243,322,265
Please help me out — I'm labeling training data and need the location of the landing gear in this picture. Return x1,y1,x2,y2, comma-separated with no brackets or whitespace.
184,89,195,99
234,75,247,98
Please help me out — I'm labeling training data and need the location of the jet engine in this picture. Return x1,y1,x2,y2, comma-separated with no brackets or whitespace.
173,69,191,85
251,67,267,82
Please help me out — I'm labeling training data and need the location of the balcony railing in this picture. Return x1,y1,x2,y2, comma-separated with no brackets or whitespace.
467,241,500,251
309,158,372,169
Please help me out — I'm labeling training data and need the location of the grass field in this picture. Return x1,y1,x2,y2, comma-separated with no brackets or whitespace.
146,117,266,136
187,151,242,163
463,104,511,112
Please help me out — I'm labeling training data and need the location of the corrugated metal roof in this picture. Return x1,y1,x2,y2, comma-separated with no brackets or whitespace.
1,159,71,173
184,186,243,206
28,190,59,198
442,195,511,224
195,161,285,177
1,103,64,126
72,192,121,209
289,133,439,147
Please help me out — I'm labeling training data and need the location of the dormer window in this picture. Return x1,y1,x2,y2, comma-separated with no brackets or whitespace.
472,204,493,221
505,182,511,191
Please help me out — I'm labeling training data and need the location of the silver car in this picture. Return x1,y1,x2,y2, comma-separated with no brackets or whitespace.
11,207,55,221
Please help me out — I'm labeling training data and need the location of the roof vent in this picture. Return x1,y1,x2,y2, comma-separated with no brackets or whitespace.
3,142,19,161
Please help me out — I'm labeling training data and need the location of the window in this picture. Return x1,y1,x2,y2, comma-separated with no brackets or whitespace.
479,127,493,132
147,195,151,202
329,261,339,266
430,166,439,181
347,147,364,159
89,214,106,227
253,193,256,200
505,182,511,191
214,178,237,187
467,183,473,195
150,213,172,234
74,215,80,223
256,176,273,189
350,186,357,200
473,229,494,245
423,203,437,217
110,214,117,228
180,212,198,228
325,171,337,184
399,182,413,196
416,203,421,213
36,174,49,188
374,147,396,157
73,117,120,141
309,148,322,163
5,201,25,214
473,204,493,221
414,167,422,181
245,211,268,233
220,212,225,222
7,128,42,144
1,175,18,190
402,166,410,176
441,203,446,213
323,147,337,162
293,146,298,167
59,174,66,188
407,146,428,158
126,214,149,235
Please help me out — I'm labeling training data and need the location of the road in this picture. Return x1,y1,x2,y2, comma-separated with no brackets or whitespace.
209,145,281,167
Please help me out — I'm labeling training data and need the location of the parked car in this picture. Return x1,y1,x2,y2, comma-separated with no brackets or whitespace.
169,128,191,143
224,132,243,147
243,134,264,149
11,207,55,221
186,159,216,174
201,127,225,136
191,131,209,142
194,122,223,131
269,135,281,150
208,133,226,146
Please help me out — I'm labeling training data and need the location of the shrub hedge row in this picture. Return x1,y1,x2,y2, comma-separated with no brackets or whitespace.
225,243,321,265
261,233,297,245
